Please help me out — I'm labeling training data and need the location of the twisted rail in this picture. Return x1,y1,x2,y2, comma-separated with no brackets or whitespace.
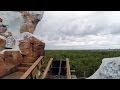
40,58,71,79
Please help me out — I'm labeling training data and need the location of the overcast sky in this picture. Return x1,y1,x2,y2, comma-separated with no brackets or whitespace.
1,11,120,50
34,11,120,50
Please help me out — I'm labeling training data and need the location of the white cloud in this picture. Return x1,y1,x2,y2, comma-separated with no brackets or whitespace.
1,11,120,50
34,11,120,50
0,11,23,39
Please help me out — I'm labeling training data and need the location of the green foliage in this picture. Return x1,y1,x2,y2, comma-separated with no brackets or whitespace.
43,50,120,78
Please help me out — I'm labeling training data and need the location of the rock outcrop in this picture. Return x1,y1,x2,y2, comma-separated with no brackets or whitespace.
19,32,45,63
0,51,23,77
20,11,44,34
0,32,45,77
4,51,23,66
0,11,45,78
0,25,7,49
0,25,15,49
87,57,120,79
0,37,6,49
0,55,8,77
0,25,7,33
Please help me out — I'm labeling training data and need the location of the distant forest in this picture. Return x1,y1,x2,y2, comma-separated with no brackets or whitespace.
41,50,120,78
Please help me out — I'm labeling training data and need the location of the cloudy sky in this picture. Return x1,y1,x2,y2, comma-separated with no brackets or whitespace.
1,11,120,50
34,11,120,50
0,11,43,39
0,11,23,38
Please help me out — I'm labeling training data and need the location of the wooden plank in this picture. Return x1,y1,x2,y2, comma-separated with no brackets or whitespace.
41,58,53,79
66,58,71,79
32,67,38,78
20,56,44,79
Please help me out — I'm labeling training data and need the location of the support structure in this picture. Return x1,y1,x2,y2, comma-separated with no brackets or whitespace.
41,58,53,79
66,58,71,79
20,56,44,79
40,58,72,79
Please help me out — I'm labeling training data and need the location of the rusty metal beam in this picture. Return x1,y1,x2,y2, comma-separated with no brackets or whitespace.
41,58,53,79
20,56,44,79
66,58,71,79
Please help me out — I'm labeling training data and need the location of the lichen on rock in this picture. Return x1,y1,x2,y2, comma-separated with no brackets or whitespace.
87,57,120,79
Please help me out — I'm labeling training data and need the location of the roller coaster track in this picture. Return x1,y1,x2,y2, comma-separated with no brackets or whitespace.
2,56,44,79
40,58,72,79
2,56,76,79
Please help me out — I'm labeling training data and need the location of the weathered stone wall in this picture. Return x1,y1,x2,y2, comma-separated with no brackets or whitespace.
19,36,45,63
0,51,23,77
0,34,45,77
0,11,45,78
0,38,6,49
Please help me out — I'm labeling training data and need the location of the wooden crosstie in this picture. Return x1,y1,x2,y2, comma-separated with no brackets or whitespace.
40,58,72,79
